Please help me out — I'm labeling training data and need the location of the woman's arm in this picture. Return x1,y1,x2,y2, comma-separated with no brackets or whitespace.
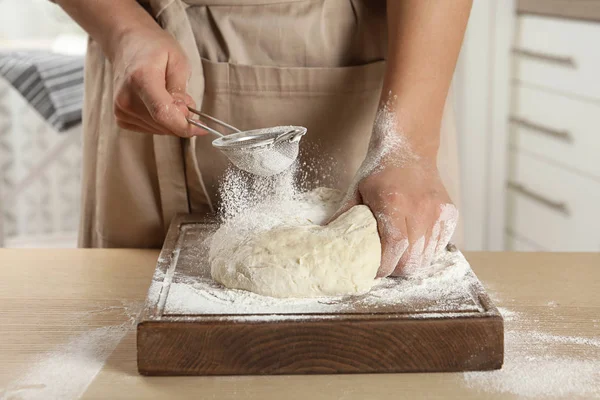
383,0,471,157
54,0,205,137
55,0,155,63
333,0,472,277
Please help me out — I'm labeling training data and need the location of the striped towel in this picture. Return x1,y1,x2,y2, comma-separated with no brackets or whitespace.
0,51,84,132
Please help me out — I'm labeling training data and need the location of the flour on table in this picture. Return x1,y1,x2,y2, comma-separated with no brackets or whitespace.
1,302,140,400
463,306,600,398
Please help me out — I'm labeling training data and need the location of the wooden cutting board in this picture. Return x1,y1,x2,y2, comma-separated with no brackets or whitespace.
137,214,504,376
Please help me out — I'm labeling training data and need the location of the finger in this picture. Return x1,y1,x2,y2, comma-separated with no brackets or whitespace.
375,212,408,278
170,97,211,136
165,52,191,116
164,55,208,136
173,93,198,117
422,218,441,269
435,204,459,255
399,236,425,276
134,68,204,138
183,93,196,109
115,108,169,136
165,53,190,99
392,214,428,276
359,192,409,278
115,88,179,135
135,88,207,137
117,120,168,136
180,94,208,134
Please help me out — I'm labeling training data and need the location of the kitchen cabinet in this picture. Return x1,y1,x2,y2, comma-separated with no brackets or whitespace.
506,3,600,251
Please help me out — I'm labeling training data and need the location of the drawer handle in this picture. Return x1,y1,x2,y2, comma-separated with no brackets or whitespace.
508,181,570,216
509,117,573,143
513,48,576,68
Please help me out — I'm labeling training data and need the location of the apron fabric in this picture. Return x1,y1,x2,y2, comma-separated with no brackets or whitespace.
79,0,463,248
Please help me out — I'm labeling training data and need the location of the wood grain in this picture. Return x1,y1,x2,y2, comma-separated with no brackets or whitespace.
137,215,504,376
138,317,503,376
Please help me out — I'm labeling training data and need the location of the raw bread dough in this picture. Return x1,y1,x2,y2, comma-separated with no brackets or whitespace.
209,189,381,298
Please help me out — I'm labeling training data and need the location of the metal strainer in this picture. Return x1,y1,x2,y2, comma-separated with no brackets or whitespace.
186,107,306,177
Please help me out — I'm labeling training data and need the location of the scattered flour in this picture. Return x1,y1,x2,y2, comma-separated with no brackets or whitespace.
463,307,600,398
496,307,519,322
529,331,600,348
2,326,128,400
0,302,141,400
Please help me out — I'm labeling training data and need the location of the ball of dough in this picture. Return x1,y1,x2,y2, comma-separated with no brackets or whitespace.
210,205,381,298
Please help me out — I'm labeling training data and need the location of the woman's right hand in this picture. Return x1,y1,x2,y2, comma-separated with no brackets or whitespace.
109,25,207,137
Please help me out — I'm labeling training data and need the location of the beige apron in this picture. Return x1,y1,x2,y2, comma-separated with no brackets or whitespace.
79,0,462,248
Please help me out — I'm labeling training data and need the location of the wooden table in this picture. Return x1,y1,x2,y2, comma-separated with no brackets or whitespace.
1,250,599,399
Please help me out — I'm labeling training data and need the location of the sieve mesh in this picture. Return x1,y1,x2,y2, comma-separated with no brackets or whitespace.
186,107,306,176
213,126,306,176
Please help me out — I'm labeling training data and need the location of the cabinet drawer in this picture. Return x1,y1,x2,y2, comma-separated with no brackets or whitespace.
510,85,600,179
514,15,600,100
506,151,600,251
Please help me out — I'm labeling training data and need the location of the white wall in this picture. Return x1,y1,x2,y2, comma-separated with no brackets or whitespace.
0,0,85,247
453,0,515,250
0,0,83,40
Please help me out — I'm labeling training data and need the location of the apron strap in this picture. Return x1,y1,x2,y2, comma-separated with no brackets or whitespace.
150,0,214,230
153,135,190,231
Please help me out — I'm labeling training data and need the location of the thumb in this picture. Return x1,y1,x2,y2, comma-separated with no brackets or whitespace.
137,66,192,137
375,213,409,278
165,52,190,99
164,54,205,137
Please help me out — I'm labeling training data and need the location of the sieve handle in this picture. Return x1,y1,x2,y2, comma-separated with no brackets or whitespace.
186,106,241,138
186,117,224,138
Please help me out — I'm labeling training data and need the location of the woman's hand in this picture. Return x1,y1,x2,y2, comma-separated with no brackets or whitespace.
53,0,205,135
110,26,206,137
337,161,458,278
333,0,470,278
331,106,458,278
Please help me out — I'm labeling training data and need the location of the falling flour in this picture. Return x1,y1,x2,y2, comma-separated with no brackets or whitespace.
217,164,300,222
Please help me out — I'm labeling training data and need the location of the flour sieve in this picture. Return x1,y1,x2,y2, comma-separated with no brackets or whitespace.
186,107,306,177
